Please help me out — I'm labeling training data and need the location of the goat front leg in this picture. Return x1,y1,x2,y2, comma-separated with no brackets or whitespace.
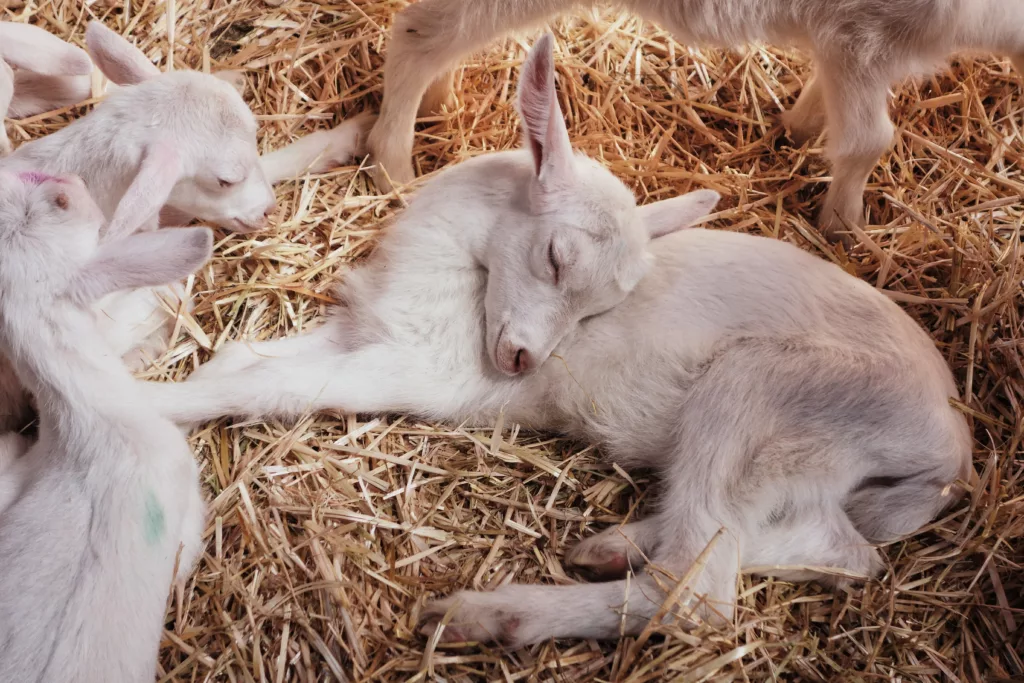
144,332,447,426
260,112,376,185
817,63,894,244
367,0,583,190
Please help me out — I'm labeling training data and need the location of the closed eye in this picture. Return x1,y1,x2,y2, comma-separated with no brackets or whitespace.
548,239,560,285
218,178,236,188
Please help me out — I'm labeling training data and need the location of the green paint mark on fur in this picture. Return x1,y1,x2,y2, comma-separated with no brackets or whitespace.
143,490,165,545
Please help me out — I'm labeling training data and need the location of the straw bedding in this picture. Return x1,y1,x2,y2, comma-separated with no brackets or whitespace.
3,1,1022,681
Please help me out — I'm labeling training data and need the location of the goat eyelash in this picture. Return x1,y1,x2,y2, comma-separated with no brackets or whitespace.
548,239,560,285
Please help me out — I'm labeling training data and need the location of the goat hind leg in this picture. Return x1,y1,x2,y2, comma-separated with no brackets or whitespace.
566,515,662,580
419,70,456,116
782,69,826,146
420,574,669,649
744,504,883,587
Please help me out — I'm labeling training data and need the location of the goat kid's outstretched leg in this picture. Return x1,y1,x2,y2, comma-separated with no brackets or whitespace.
367,0,582,190
817,63,894,244
260,112,376,185
145,333,445,426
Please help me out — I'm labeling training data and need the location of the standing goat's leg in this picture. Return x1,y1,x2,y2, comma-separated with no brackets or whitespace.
366,0,582,190
782,68,826,146
565,515,663,580
419,69,457,116
817,63,895,243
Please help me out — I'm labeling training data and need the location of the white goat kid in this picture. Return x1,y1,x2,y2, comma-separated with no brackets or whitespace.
366,0,1024,240
0,21,372,431
0,169,209,680
0,21,94,155
147,35,973,648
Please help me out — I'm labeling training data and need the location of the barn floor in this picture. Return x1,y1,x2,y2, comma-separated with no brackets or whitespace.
4,0,1023,680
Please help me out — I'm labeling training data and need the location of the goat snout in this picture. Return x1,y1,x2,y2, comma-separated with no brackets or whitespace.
495,329,534,376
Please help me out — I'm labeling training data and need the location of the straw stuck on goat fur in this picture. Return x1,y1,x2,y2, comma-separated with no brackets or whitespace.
3,1,1022,680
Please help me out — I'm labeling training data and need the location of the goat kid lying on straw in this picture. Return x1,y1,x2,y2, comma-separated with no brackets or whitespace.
147,34,973,649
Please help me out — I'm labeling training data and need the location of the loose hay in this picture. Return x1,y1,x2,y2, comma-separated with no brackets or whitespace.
4,1,1023,681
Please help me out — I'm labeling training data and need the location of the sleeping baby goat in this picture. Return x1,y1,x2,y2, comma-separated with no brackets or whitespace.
0,170,210,680
368,0,1024,241
0,20,372,431
146,35,973,648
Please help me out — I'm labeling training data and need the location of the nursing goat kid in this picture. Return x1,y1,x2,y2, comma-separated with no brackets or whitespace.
147,35,973,648
0,20,372,431
0,21,94,156
367,0,1024,240
0,170,210,680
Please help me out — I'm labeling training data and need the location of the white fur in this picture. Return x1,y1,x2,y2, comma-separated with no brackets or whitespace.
0,21,374,432
0,21,93,155
366,0,1024,240
146,35,973,648
0,169,209,679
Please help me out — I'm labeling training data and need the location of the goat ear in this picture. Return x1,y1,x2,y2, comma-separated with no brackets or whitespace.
639,190,720,239
0,23,93,76
8,71,93,118
71,228,213,303
104,140,183,239
517,33,573,188
84,21,160,86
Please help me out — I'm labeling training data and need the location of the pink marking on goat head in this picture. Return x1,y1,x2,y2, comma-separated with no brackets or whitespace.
17,172,64,186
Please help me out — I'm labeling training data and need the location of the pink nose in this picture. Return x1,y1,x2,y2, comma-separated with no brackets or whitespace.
264,201,277,218
497,336,534,376
512,347,533,374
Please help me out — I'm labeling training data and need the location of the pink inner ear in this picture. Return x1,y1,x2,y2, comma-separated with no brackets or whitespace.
17,172,63,185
